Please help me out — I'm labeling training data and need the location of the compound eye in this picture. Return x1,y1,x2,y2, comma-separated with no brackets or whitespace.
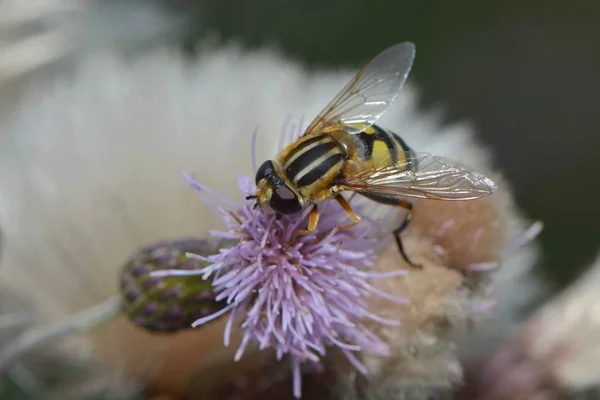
275,185,295,200
255,160,274,184
270,184,302,215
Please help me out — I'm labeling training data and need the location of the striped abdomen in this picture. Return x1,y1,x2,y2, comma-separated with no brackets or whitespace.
278,133,345,195
350,124,414,169
346,124,415,205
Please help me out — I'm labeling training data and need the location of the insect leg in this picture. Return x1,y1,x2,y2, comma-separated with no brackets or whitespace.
296,205,320,235
392,199,422,268
335,194,362,230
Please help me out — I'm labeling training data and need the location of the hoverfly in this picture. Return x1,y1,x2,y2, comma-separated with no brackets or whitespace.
247,42,497,267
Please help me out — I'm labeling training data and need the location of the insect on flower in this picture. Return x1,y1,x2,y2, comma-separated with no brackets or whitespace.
151,173,409,399
248,42,498,268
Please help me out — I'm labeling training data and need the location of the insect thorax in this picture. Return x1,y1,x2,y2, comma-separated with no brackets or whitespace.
276,132,346,201
274,124,414,203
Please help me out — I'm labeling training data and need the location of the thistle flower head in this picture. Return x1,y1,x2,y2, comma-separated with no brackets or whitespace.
120,238,229,333
152,146,409,398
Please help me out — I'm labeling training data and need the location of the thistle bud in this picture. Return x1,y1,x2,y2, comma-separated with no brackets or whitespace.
119,238,228,333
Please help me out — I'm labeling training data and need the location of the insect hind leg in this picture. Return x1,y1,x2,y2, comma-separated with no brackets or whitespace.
392,199,422,269
359,192,421,268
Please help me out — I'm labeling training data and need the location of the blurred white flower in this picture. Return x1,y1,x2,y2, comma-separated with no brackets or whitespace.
529,249,600,391
457,249,600,400
0,0,185,87
0,42,542,398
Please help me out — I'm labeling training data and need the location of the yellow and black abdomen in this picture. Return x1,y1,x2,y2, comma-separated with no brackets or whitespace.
350,124,414,169
348,124,415,205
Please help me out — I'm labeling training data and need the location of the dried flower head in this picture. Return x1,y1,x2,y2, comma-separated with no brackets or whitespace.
151,165,409,397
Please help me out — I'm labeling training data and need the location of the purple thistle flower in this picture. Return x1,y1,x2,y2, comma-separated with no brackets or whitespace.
152,128,409,398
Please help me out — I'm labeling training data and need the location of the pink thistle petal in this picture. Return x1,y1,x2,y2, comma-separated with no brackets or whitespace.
467,261,500,272
343,349,369,375
292,357,302,399
507,220,544,252
149,269,204,278
191,303,236,327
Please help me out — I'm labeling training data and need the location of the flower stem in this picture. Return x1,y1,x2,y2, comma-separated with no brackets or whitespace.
0,296,122,374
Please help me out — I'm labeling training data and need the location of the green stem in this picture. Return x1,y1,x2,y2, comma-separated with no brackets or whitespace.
0,296,122,374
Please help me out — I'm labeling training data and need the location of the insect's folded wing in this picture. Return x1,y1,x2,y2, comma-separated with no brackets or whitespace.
341,153,497,201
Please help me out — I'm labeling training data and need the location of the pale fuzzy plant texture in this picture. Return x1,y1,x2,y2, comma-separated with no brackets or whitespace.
0,0,182,84
0,0,86,83
0,44,540,397
459,250,600,400
527,249,600,391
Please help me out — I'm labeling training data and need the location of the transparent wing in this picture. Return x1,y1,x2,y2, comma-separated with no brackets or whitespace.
341,153,497,200
302,42,415,136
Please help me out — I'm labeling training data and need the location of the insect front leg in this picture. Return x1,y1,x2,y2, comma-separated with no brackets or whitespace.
392,199,422,269
295,205,320,236
334,194,361,231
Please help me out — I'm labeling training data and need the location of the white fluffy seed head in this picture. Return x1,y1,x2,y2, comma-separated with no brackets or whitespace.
526,250,600,390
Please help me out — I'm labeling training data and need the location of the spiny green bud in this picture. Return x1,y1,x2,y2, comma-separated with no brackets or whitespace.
119,238,228,333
